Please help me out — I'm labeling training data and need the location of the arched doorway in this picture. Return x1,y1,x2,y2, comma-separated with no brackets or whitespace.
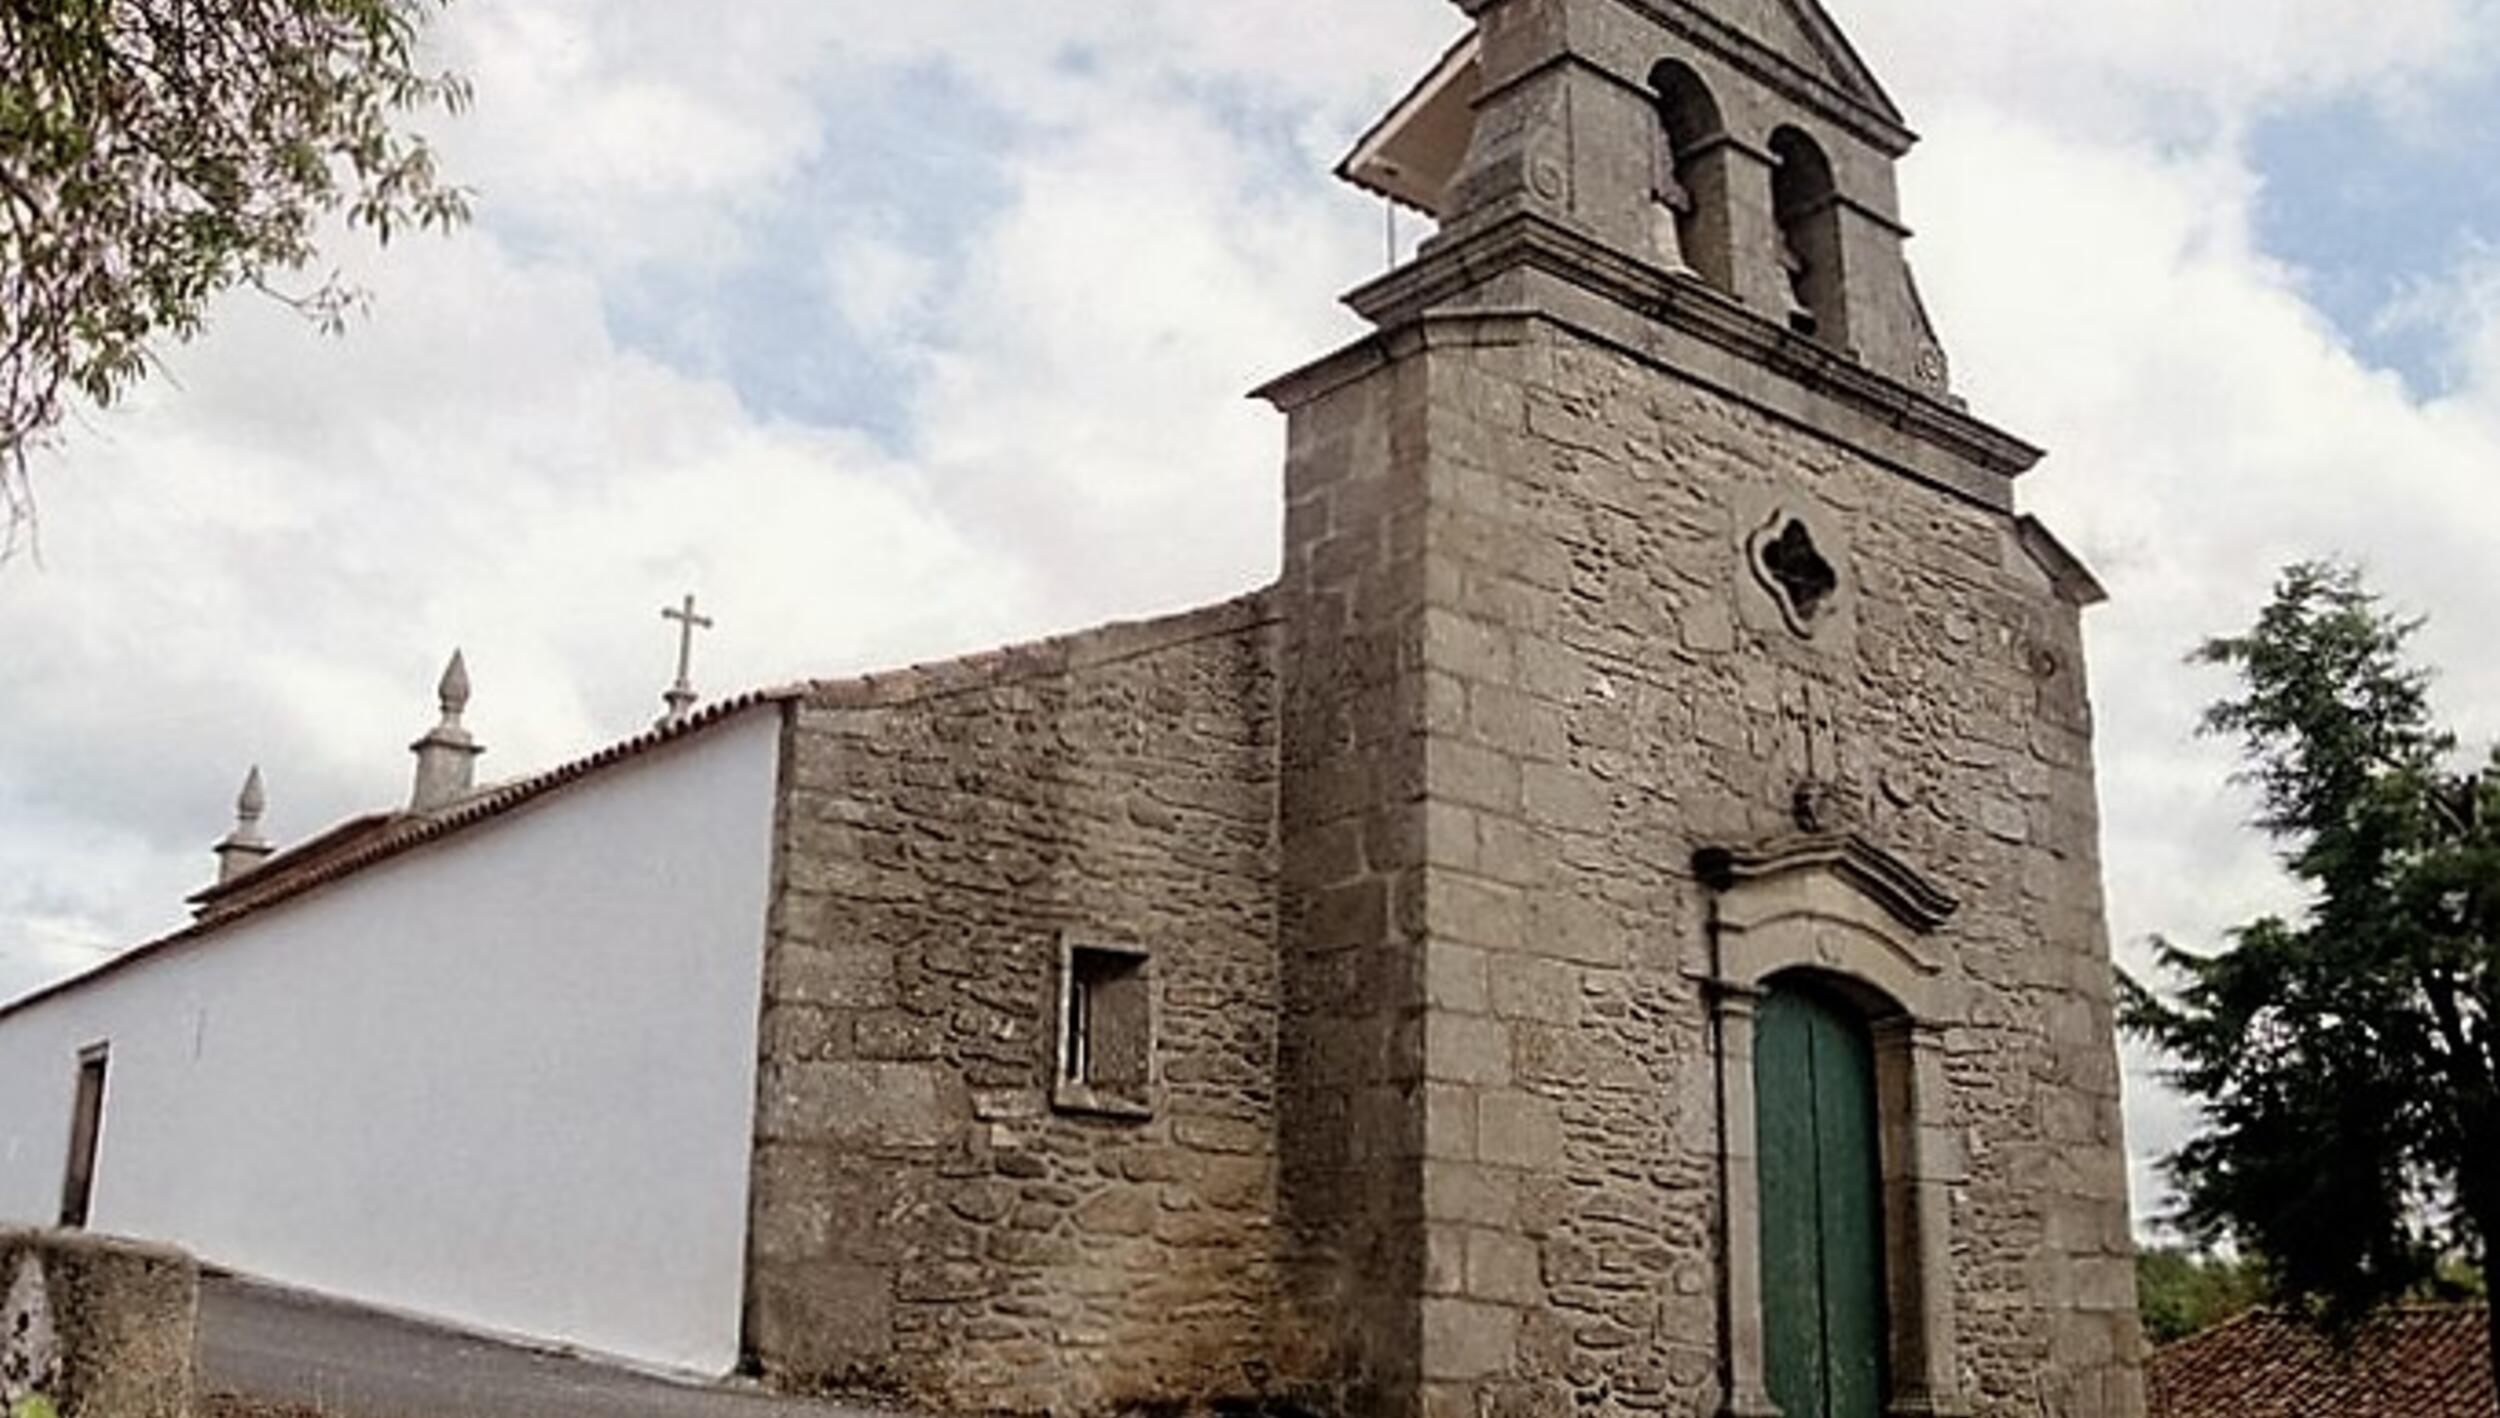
1697,832,1966,1416
1755,978,1887,1418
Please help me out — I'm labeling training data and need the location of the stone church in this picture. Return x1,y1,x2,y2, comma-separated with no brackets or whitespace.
0,0,2145,1415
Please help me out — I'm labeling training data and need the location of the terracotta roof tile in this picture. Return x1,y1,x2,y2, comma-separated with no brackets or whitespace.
0,688,798,1023
2148,1306,2495,1418
187,812,404,916
0,589,1285,1024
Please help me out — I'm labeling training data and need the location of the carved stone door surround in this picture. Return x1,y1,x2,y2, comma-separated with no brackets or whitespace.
1695,834,1969,1418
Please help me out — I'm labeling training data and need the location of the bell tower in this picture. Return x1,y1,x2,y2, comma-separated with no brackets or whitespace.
1339,0,1956,394
1265,2,2145,1418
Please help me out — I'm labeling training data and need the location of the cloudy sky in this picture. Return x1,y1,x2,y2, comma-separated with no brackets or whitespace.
7,0,2500,1225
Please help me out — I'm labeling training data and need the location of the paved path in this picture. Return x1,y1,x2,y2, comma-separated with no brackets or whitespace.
200,1274,878,1418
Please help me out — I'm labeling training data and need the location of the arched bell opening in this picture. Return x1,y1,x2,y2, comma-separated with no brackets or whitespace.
1768,126,1848,346
1648,59,1736,294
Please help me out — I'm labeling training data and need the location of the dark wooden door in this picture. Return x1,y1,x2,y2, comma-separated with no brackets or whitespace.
1756,984,1886,1418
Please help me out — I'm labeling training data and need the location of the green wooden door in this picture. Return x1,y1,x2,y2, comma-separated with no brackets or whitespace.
1756,983,1887,1418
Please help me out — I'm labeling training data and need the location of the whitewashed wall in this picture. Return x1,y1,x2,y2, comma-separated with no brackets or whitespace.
0,708,784,1375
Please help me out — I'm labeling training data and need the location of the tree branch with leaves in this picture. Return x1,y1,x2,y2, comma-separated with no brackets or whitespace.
0,0,470,555
2123,561,2499,1381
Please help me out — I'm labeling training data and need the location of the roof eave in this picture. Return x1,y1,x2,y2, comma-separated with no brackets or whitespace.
1338,30,1481,217
0,689,802,1026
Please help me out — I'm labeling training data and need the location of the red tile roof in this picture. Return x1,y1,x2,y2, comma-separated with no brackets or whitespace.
0,688,799,1024
186,812,405,918
0,590,1286,1027
181,686,810,925
2148,1306,2495,1418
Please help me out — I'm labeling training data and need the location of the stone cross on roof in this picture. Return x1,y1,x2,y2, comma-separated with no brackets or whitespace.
659,593,713,728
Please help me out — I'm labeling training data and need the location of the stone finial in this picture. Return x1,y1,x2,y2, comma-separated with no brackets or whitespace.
438,650,471,718
213,765,277,885
409,649,485,812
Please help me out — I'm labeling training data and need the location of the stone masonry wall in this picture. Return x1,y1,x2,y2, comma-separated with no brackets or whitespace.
0,1229,197,1418
1268,306,2141,1418
1390,315,2140,1418
744,595,1284,1414
740,282,2139,1418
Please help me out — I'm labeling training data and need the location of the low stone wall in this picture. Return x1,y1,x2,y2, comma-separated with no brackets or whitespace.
0,1230,197,1418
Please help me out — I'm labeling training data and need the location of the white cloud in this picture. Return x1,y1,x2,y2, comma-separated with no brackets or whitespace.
824,231,940,344
1891,72,2500,1218
1852,0,2499,138
2377,240,2500,397
0,0,1461,995
899,100,1387,626
1,224,1026,964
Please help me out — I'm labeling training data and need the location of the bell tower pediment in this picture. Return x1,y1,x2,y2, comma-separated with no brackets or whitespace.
1327,0,2038,488
1345,0,1903,223
1659,0,1906,130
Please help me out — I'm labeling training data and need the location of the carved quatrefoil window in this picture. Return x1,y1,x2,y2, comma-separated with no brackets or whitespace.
1752,514,1839,637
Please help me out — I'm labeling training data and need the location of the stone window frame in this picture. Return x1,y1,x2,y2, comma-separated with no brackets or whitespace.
1052,936,1157,1121
1733,495,1856,652
1747,510,1841,638
57,1042,109,1231
1694,835,1967,1418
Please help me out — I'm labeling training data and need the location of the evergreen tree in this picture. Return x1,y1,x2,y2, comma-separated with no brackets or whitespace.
2124,561,2499,1382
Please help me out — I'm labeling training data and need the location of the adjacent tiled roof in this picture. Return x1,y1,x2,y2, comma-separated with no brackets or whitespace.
0,591,1288,1026
0,688,800,1024
2148,1306,2495,1418
186,812,405,917
194,687,808,925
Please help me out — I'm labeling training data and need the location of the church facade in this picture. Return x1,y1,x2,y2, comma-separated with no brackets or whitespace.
0,1,2146,1416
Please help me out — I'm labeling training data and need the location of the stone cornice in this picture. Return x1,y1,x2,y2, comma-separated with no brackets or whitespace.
1337,211,2042,503
1696,832,1961,936
1251,309,1535,411
1784,186,1914,238
2016,515,2109,608
804,590,1280,711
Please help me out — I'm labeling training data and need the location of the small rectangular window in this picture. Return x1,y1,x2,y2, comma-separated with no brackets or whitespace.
59,1043,109,1229
1054,940,1154,1119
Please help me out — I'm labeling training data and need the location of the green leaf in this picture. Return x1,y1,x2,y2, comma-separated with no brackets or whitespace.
0,0,472,551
